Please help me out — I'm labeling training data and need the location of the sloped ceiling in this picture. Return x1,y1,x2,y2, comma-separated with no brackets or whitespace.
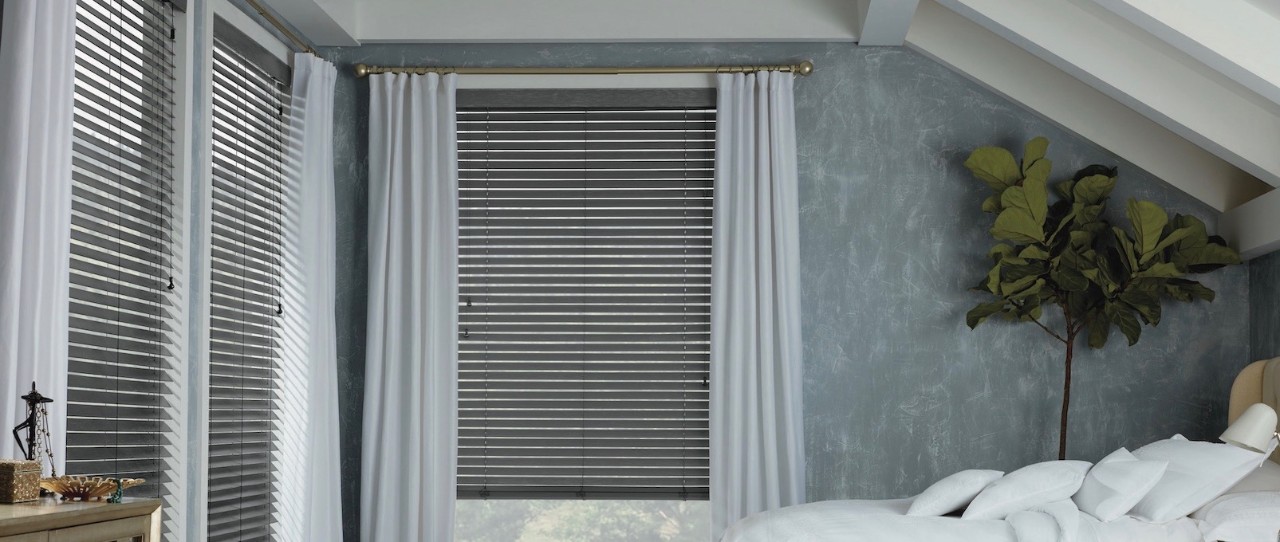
259,0,1280,256
912,0,1280,257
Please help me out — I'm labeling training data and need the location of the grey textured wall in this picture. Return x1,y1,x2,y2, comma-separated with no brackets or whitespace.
1251,253,1280,359
319,42,1251,539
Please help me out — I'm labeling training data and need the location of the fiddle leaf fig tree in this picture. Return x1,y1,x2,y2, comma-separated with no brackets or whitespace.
963,137,1241,460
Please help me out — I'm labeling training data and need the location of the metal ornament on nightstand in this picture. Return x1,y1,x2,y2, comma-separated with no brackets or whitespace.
10,382,56,477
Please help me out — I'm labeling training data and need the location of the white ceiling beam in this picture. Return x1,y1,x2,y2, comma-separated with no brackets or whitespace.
349,0,859,43
905,0,1268,212
1090,0,1280,108
1221,189,1280,260
930,0,1280,189
258,0,359,47
857,0,921,46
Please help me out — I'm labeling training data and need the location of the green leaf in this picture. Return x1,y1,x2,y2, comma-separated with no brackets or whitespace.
1028,304,1043,320
989,244,1016,262
1167,279,1216,302
1087,317,1110,349
1001,256,1029,266
1134,262,1182,279
1126,200,1169,256
1024,156,1051,184
985,264,1001,294
1017,293,1042,313
1054,180,1076,201
1177,243,1242,272
1051,267,1090,292
1022,137,1049,174
1073,174,1116,205
966,301,1007,329
1023,175,1049,225
1069,229,1094,249
1001,186,1031,214
1048,209,1077,243
1141,226,1195,265
1065,289,1097,320
965,147,1022,191
1075,204,1104,225
1000,274,1039,297
1010,279,1045,301
1096,248,1124,295
1171,215,1209,248
1111,227,1139,273
1000,173,1048,226
982,195,1002,213
1019,245,1050,260
1107,304,1142,346
992,208,1046,243
1002,261,1045,282
1119,289,1161,325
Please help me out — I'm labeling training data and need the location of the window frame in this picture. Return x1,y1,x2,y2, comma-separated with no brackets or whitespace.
204,24,290,541
454,88,716,502
64,1,192,540
189,1,293,540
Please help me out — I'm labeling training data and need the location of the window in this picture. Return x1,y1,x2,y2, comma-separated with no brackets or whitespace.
206,19,289,542
65,0,180,537
455,90,714,511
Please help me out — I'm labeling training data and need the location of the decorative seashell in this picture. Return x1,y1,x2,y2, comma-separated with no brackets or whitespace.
39,475,144,501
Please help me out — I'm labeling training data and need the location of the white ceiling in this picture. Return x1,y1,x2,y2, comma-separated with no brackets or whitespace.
1245,0,1280,20
263,0,863,44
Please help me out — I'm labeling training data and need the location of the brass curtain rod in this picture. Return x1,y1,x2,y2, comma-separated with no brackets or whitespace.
353,60,815,78
243,0,318,56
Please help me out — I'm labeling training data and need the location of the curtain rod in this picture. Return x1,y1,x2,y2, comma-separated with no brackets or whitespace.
243,0,318,56
352,60,815,78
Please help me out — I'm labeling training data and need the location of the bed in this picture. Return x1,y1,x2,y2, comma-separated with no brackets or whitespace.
722,358,1280,542
722,497,1209,542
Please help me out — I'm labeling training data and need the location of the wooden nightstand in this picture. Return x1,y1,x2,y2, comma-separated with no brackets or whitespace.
0,498,160,542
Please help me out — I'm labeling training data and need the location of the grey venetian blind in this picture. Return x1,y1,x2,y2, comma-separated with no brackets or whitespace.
207,22,288,542
66,0,177,515
457,89,714,500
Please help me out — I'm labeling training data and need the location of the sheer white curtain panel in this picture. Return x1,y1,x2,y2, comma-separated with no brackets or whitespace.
710,70,807,540
362,72,460,542
277,52,344,542
0,0,76,474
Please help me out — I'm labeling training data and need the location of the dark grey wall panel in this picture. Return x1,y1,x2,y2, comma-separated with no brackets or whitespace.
1251,253,1280,359
318,42,1251,539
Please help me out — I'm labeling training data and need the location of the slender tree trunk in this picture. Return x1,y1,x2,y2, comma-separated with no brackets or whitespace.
1058,335,1074,460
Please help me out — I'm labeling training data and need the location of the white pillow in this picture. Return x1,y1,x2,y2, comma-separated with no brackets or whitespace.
962,460,1092,520
1129,434,1269,523
1005,499,1080,542
1191,492,1280,542
907,469,1004,516
1072,448,1167,521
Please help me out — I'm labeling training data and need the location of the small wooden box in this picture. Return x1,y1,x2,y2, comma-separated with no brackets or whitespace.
0,460,41,503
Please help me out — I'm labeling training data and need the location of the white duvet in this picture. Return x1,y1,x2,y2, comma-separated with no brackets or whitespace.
722,497,1206,542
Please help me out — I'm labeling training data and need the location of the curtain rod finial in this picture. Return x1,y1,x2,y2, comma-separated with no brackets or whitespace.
355,63,370,78
797,60,814,76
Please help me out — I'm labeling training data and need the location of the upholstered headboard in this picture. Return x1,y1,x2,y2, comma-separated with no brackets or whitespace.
1228,358,1280,464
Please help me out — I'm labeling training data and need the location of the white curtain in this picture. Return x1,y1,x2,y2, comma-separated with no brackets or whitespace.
0,0,76,475
277,53,343,541
362,72,459,542
710,71,807,539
